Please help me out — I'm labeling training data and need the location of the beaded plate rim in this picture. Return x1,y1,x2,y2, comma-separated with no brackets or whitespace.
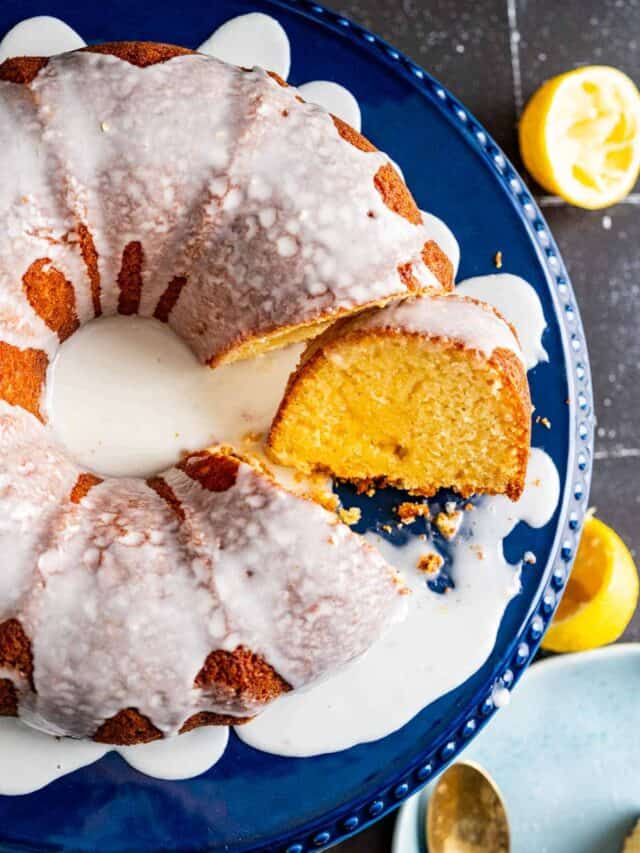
258,1,594,851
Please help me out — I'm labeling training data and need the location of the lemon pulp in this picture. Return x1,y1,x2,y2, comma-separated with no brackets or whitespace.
542,515,638,653
519,66,640,209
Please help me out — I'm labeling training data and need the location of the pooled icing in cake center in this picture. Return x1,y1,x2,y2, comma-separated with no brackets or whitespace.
47,315,303,478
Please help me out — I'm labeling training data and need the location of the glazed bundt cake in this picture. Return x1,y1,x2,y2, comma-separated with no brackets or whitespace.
0,41,457,744
268,294,532,500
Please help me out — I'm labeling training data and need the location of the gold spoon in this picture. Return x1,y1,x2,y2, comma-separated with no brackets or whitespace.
426,760,510,852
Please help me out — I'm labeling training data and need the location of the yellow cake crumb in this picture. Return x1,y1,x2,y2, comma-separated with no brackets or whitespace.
396,501,431,524
242,430,264,446
435,510,462,540
311,489,339,512
338,506,362,526
417,553,444,575
494,250,503,268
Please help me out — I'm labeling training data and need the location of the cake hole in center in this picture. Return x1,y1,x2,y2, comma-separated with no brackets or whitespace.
47,316,299,478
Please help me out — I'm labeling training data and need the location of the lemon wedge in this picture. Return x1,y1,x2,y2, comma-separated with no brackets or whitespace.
624,819,640,853
519,66,640,209
541,515,638,653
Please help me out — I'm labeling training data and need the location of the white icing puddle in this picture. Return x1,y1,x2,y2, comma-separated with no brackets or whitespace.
421,211,460,277
237,449,559,756
0,12,559,798
197,12,290,80
0,16,85,63
297,81,362,131
0,719,228,795
47,316,303,478
457,274,548,369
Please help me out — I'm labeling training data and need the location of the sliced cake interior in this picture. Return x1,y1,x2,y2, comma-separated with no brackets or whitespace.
268,294,532,500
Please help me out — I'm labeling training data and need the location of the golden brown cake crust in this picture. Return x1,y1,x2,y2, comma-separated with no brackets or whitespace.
195,646,291,704
70,473,104,504
0,679,18,717
178,451,240,492
0,619,33,686
147,476,186,521
77,222,102,317
93,708,163,745
154,276,187,323
0,56,49,83
83,42,194,67
117,241,145,316
0,342,48,422
23,258,79,342
179,711,253,732
0,43,192,87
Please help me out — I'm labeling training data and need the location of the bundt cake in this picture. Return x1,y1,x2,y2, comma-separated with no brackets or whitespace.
268,294,532,500
0,417,404,742
0,40,456,744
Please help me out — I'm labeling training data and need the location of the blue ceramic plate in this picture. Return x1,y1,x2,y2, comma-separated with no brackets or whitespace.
393,645,640,853
0,1,594,851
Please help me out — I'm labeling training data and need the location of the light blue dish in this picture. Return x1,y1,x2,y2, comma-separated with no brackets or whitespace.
393,645,640,853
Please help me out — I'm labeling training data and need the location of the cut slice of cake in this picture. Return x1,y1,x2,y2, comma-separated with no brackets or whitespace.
268,294,532,500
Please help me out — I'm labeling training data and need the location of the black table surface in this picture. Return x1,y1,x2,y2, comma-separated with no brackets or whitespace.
321,1,640,850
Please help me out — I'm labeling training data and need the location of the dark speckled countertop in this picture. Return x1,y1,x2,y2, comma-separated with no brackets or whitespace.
325,1,640,850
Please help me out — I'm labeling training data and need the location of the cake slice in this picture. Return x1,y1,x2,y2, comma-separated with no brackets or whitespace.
268,294,532,500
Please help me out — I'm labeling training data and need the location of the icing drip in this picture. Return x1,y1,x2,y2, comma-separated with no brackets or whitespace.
421,210,460,277
198,13,291,80
456,274,548,370
0,16,85,63
0,717,228,794
297,81,362,131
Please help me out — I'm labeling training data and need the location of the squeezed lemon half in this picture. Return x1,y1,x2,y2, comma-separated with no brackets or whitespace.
541,515,638,653
519,66,640,209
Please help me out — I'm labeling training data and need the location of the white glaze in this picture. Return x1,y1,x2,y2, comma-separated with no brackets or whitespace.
297,81,362,131
117,725,229,781
198,13,291,80
353,292,525,364
456,274,548,370
0,16,85,63
420,210,460,277
47,316,304,478
0,717,228,794
237,449,559,756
